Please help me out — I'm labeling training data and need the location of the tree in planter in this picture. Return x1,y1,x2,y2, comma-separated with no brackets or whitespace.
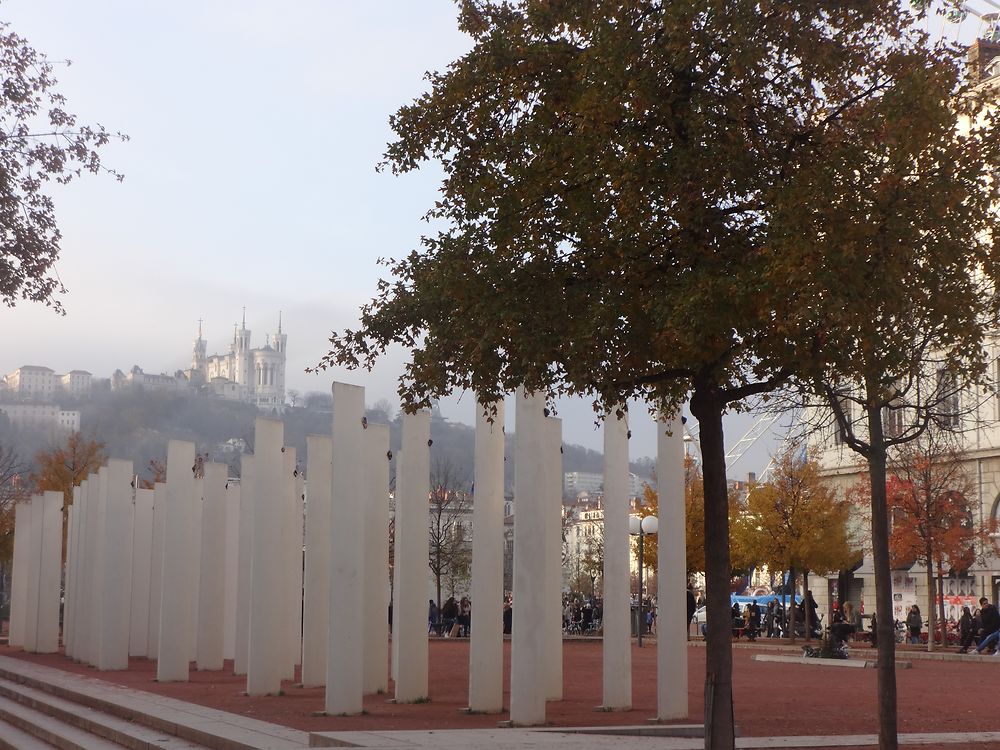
884,429,984,651
428,457,472,613
314,3,982,746
730,448,856,642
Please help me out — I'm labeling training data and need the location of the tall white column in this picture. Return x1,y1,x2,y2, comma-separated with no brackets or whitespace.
197,462,228,671
325,382,366,714
602,411,631,709
64,492,80,658
23,495,43,652
544,414,563,701
656,416,687,720
189,477,203,661
247,418,285,695
9,501,30,648
130,487,154,657
146,482,167,660
35,490,63,654
87,468,108,665
158,441,196,682
282,448,301,680
393,409,430,703
510,388,547,725
302,435,332,687
98,459,133,670
223,480,241,663
468,400,505,713
363,423,390,695
234,459,254,676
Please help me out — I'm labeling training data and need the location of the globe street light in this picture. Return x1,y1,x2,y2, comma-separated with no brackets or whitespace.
630,514,659,647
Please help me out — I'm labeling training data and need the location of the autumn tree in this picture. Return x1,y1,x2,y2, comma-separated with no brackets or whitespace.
30,432,106,512
731,448,855,641
315,4,974,745
0,444,27,610
0,22,125,311
428,457,472,611
885,430,982,652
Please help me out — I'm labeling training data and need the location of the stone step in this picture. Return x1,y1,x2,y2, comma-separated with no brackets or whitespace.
0,718,59,750
0,657,310,750
0,677,205,750
0,693,125,750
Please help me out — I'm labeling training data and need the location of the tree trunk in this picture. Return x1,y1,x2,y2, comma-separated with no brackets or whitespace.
925,544,934,653
804,569,812,642
691,387,735,750
788,566,797,644
936,562,947,650
866,402,898,750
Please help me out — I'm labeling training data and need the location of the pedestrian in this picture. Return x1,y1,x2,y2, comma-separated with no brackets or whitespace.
958,606,975,653
975,597,1000,654
428,599,439,635
686,585,697,630
765,600,776,638
870,612,878,648
906,604,922,645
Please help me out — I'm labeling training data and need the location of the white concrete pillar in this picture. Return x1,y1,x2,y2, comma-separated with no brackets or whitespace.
9,501,30,648
64,493,80,658
197,462,228,671
158,441,196,682
468,400,505,713
544,414,563,702
98,459,133,670
189,477,203,661
86,469,107,666
302,435,332,687
247,418,285,695
35,490,63,654
130,488,154,657
223,480,241,663
282,448,301,680
393,409,430,703
363,423,390,695
656,416,687,720
602,412,631,709
325,382,366,715
146,482,167,660
23,495,44,652
510,388,547,725
234,460,254,677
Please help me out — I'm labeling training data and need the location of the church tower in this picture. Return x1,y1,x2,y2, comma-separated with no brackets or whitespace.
190,319,207,385
233,308,253,392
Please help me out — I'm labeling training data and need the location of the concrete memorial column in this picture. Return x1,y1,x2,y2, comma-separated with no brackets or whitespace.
363,423,390,695
325,382,366,715
34,490,63,654
393,409,431,703
9,501,30,648
146,482,167,660
247,418,285,695
656,416,687,720
510,388,547,725
467,400,505,713
78,475,98,664
197,462,228,671
22,495,43,652
130,487,154,658
189,477,203,661
98,459,133,670
223,480,241,662
87,468,108,666
158,441,196,682
282,448,302,680
544,414,563,701
234,459,255,677
302,435,333,687
601,411,631,709
64,492,80,658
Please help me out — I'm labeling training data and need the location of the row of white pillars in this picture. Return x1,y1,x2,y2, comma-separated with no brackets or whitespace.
9,490,62,653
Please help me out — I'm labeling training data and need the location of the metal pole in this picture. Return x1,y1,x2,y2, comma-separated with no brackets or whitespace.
637,531,644,648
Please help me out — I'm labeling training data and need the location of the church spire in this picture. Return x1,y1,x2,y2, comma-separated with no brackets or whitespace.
278,311,282,334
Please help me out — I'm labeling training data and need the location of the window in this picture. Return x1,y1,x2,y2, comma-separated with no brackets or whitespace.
937,369,960,428
833,396,853,446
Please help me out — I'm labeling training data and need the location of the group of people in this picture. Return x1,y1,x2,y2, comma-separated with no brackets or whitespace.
726,592,826,640
957,597,1000,654
428,596,472,637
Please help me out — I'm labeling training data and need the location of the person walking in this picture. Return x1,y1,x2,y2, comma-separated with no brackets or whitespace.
958,606,976,653
906,604,922,645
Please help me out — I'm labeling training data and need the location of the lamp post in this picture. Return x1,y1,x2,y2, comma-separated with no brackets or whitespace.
629,514,658,647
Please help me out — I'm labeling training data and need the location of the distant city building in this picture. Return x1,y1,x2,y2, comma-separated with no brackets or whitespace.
60,370,93,396
4,366,93,400
0,403,80,433
112,366,190,393
563,470,647,499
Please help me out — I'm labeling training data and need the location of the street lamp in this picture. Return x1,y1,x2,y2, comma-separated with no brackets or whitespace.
629,514,659,647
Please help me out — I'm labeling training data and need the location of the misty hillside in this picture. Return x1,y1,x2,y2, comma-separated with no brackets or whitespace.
1,388,654,493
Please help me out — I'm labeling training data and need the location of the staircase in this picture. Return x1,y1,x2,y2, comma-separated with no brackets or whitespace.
0,656,310,750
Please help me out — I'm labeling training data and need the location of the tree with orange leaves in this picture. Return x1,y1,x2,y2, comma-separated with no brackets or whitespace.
885,430,982,652
30,432,106,513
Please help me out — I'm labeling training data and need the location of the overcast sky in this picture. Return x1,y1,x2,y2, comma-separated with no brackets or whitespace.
0,0,809,473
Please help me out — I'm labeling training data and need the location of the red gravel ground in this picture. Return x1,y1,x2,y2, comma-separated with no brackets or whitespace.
2,639,995,742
